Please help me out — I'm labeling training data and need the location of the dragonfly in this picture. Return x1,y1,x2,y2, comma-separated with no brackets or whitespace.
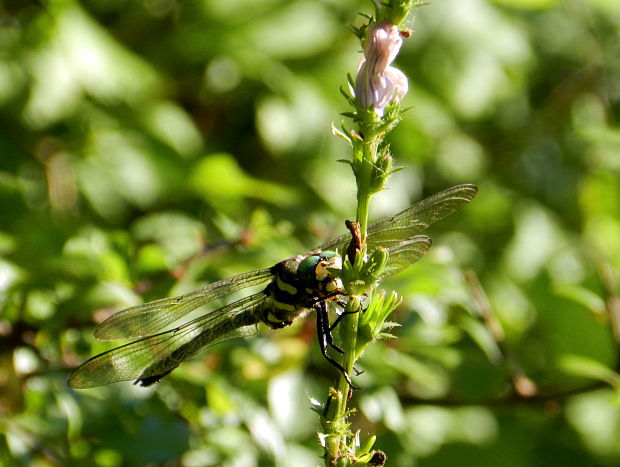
67,184,478,389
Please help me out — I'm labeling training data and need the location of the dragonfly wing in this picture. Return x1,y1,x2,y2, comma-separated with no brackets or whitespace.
95,268,273,341
68,292,266,388
376,235,432,284
313,184,477,254
365,184,477,249
313,231,351,255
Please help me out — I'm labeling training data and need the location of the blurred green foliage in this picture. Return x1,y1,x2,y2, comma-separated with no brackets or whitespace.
1,0,619,466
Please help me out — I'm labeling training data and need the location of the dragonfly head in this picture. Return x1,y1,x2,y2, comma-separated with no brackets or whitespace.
298,251,343,296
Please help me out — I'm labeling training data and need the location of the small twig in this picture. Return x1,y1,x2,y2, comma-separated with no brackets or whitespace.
464,270,537,398
345,220,362,264
399,380,608,407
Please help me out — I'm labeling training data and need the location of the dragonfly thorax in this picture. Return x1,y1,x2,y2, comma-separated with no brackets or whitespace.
260,252,344,330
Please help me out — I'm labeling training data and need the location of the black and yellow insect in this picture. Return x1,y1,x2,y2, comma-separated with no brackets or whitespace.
67,184,477,389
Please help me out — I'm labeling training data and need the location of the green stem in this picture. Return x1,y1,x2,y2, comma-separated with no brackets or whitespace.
322,2,416,464
356,139,378,244
322,298,362,466
336,302,360,467
356,193,370,245
322,137,378,466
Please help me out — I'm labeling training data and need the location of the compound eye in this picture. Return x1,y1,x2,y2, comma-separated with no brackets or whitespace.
298,255,321,287
319,250,338,259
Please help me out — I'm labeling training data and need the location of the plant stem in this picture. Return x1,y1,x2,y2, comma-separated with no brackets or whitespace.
356,138,379,244
322,297,362,466
322,137,377,465
321,4,415,462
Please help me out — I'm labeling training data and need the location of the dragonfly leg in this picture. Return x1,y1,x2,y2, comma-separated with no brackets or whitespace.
329,309,359,333
310,293,346,354
327,302,365,376
329,341,344,355
316,302,359,389
316,301,341,355
319,301,345,355
329,295,363,332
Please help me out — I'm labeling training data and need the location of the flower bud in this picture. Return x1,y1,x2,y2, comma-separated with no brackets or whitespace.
354,21,409,117
370,152,393,193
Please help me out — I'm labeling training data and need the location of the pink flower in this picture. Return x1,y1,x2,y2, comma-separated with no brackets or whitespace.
355,21,408,117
